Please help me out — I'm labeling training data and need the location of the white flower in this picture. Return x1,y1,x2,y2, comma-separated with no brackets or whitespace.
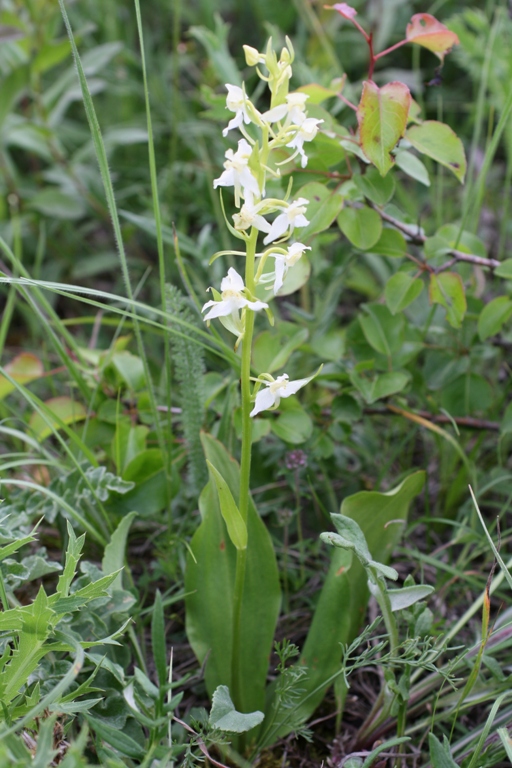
250,372,316,417
202,267,268,322
263,92,309,125
270,242,310,293
286,117,324,167
232,193,271,234
223,84,252,137
213,138,260,206
263,197,310,245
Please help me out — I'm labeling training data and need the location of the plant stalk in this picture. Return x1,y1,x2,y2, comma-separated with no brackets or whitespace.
231,226,258,713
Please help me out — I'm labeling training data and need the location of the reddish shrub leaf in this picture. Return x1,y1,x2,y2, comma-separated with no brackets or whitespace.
357,81,411,176
406,14,460,61
331,3,357,19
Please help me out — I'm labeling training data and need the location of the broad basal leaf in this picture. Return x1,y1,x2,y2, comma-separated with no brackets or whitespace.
267,472,425,744
357,81,411,176
207,460,247,551
185,434,281,719
406,121,466,183
406,14,460,61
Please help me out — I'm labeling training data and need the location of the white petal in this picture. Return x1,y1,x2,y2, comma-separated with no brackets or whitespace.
203,299,237,321
239,168,260,198
245,299,269,312
263,213,289,245
213,168,234,189
252,213,272,233
237,138,253,155
273,256,286,293
280,373,316,398
262,104,288,123
223,111,244,137
250,386,277,417
292,213,310,229
223,268,245,291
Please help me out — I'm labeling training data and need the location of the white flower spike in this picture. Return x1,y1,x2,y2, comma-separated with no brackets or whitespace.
213,138,260,207
250,371,317,417
202,267,268,322
263,198,310,245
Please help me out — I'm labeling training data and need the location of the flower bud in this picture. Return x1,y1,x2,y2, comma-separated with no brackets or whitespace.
243,45,261,67
280,47,291,65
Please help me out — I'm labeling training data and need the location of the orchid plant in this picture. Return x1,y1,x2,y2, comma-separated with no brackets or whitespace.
197,38,322,716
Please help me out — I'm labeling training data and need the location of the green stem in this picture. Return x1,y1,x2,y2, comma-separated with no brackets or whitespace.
356,573,399,745
231,226,258,713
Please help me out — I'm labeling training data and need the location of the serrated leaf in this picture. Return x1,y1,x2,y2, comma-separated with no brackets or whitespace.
406,121,466,182
338,206,382,250
478,296,512,341
406,14,460,61
56,523,85,598
428,733,459,768
0,533,37,562
357,81,411,176
429,272,467,327
210,685,264,733
385,273,424,314
206,461,247,550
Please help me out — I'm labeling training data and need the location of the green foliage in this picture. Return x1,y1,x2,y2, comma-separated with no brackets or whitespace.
0,0,511,764
166,285,207,489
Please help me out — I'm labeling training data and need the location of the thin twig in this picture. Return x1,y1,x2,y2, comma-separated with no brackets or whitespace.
364,406,500,431
373,205,501,270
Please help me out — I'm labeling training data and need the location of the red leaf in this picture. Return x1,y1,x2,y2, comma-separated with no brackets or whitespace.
357,81,411,176
331,3,357,20
406,14,460,61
